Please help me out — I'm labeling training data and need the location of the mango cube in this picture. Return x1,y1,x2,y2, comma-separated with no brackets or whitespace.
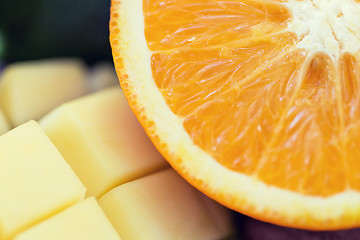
40,88,167,197
0,121,86,239
88,62,119,92
14,198,121,240
99,168,233,240
199,194,235,238
0,59,88,126
0,108,10,135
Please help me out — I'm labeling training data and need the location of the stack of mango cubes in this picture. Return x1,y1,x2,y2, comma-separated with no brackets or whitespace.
0,59,234,240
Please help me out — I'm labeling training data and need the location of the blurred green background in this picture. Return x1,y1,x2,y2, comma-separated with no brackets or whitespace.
0,0,112,64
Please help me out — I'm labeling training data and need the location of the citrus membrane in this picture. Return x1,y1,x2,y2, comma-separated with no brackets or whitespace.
110,0,360,230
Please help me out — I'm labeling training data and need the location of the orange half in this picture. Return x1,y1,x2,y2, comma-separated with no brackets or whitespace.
110,0,360,230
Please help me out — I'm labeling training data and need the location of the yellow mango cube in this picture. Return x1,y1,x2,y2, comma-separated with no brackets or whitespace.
0,121,86,239
98,168,233,240
88,62,119,92
40,88,167,197
0,108,10,135
0,59,88,126
14,198,121,240
199,194,235,238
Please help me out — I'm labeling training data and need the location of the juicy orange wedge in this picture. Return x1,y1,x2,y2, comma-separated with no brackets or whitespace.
110,0,360,230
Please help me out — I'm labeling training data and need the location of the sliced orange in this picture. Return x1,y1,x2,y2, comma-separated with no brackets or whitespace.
110,0,360,230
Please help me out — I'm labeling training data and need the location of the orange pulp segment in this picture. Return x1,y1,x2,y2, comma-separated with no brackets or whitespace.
111,0,360,230
144,0,360,197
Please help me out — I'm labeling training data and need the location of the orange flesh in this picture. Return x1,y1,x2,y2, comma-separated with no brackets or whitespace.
144,0,360,196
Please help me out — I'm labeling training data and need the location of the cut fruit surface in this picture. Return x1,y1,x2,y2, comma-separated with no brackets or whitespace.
0,121,86,239
0,59,88,126
110,0,360,230
0,108,10,135
99,168,233,240
14,198,121,240
0,60,234,239
88,62,119,92
40,88,167,197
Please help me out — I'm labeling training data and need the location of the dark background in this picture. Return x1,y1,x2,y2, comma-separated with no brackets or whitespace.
0,0,112,64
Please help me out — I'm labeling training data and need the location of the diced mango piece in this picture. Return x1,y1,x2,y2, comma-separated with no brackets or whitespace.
0,59,88,126
40,88,167,197
88,62,119,92
199,194,235,238
14,198,121,240
0,121,86,239
0,108,10,135
98,168,233,240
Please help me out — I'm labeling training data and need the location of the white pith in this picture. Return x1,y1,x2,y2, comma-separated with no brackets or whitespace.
112,0,360,229
284,0,360,61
